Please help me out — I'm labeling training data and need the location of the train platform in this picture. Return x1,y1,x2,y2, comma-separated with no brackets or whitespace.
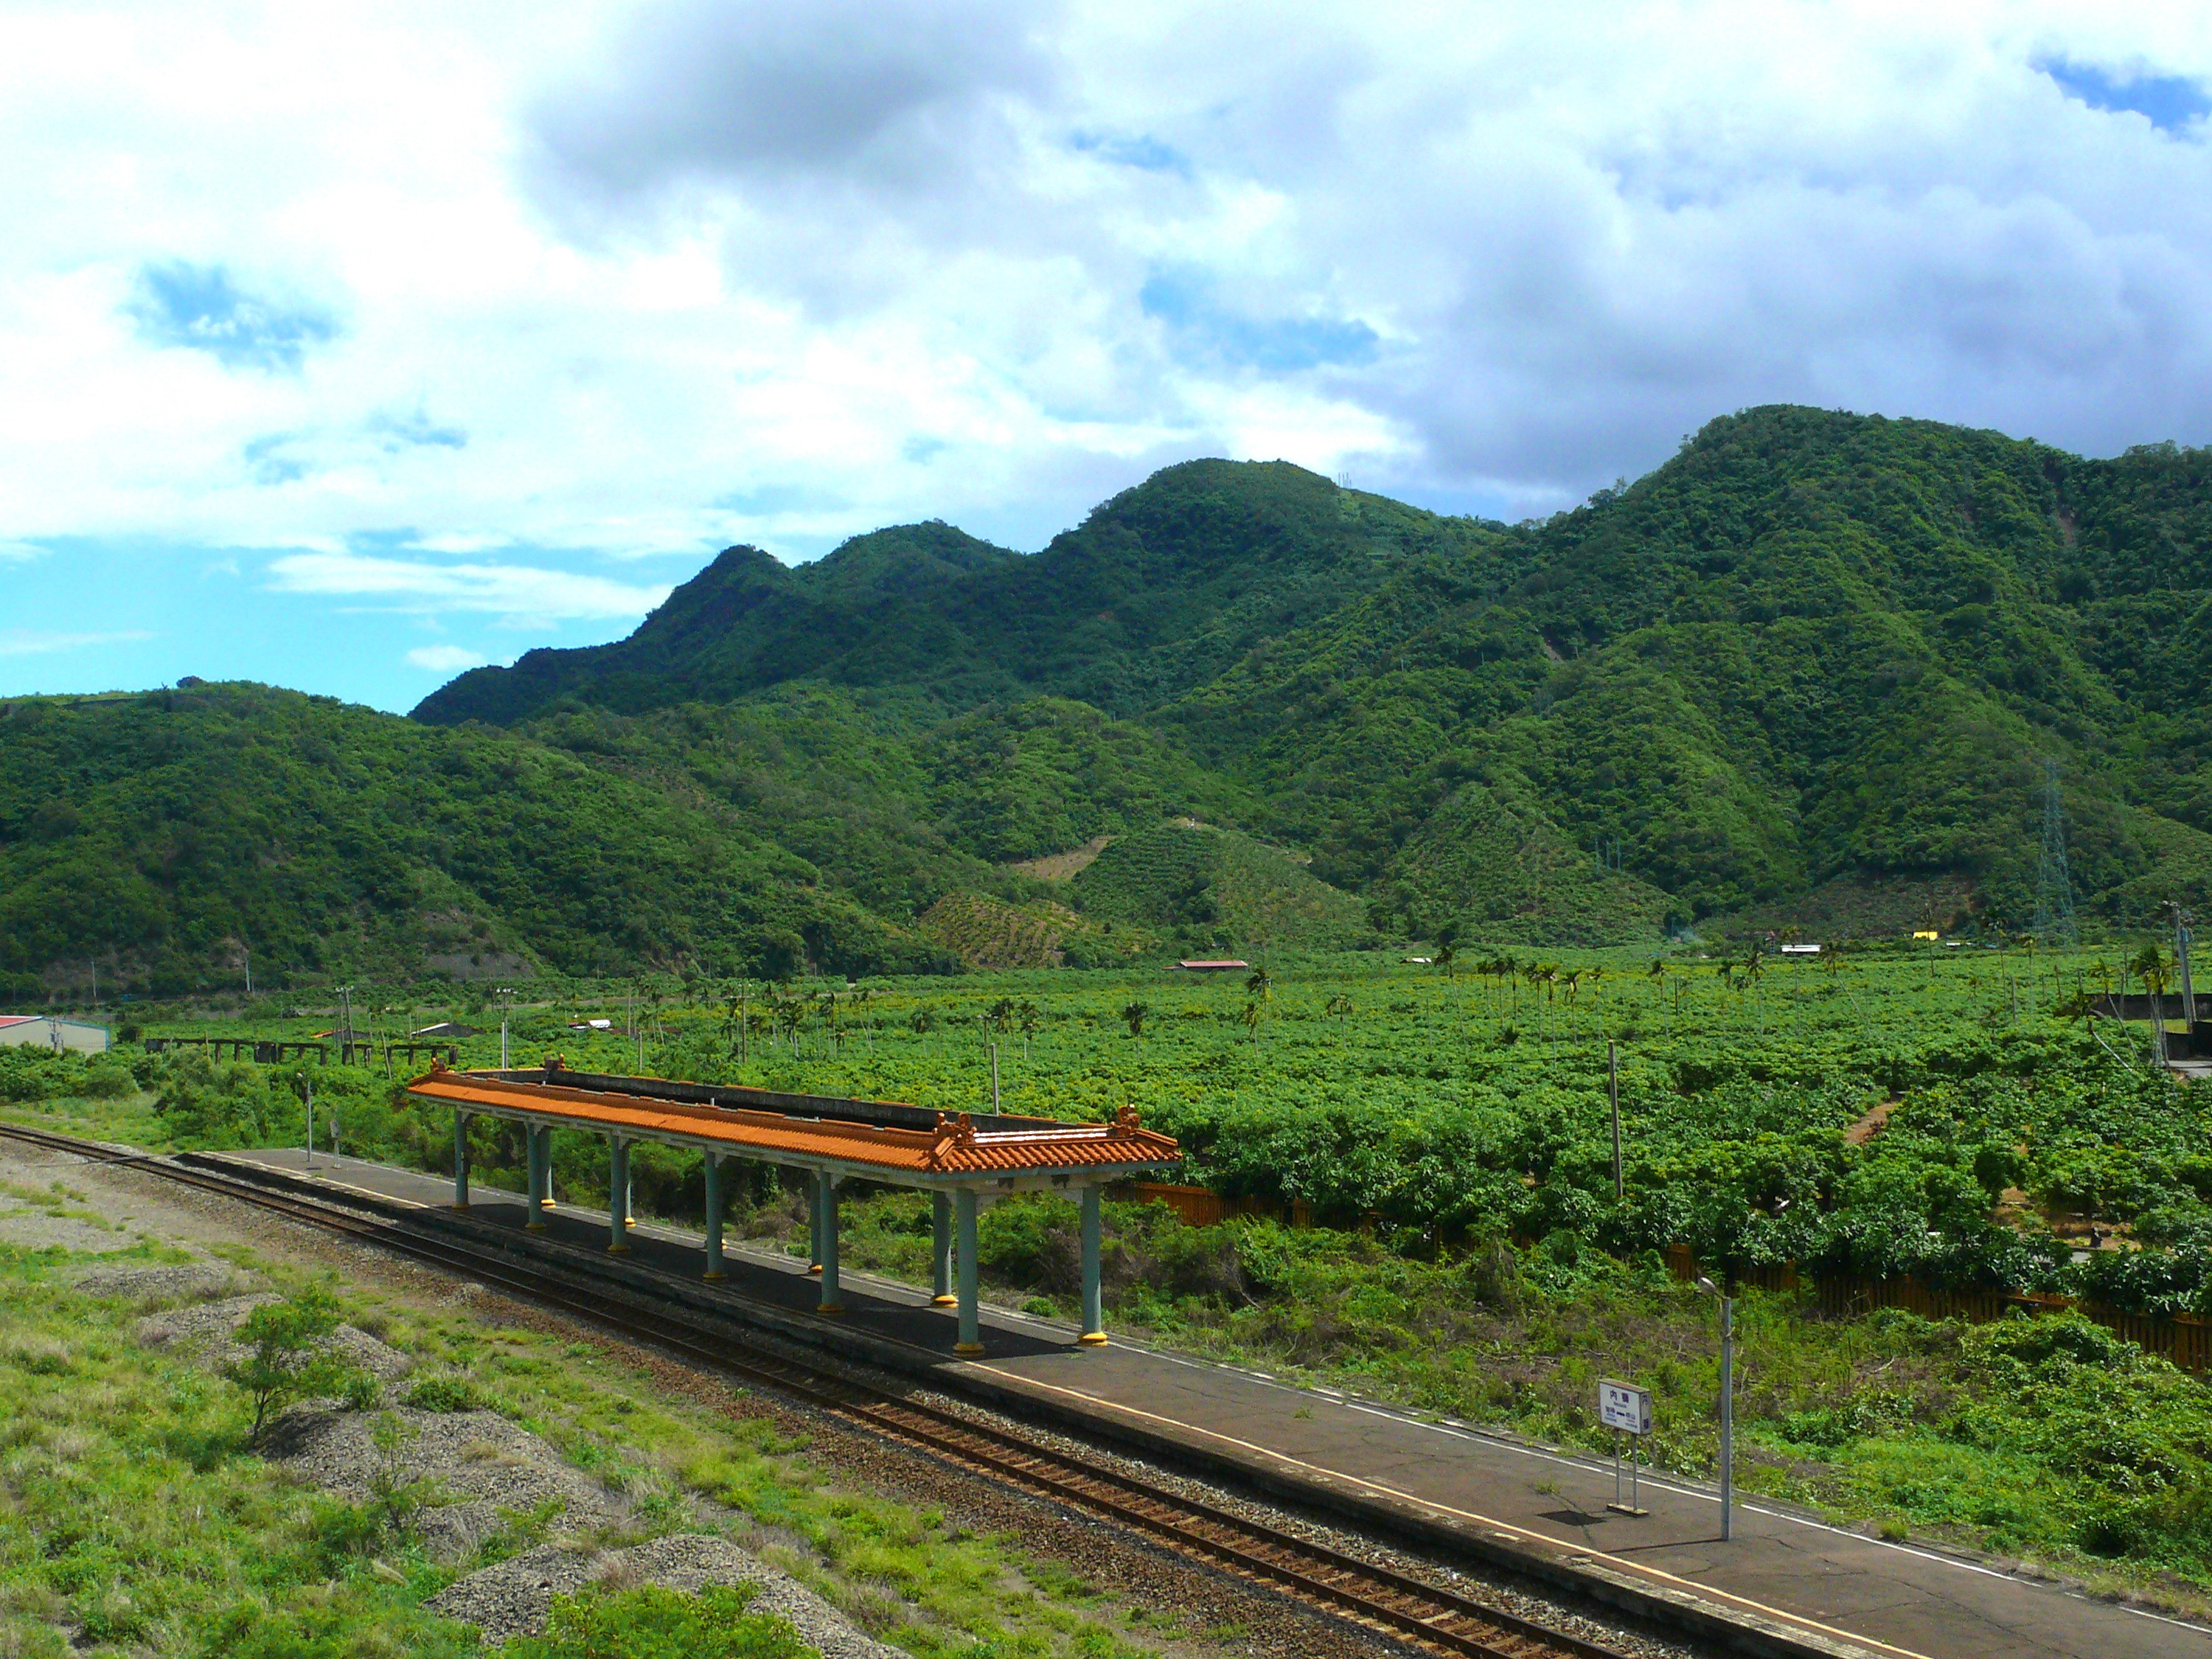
201,1145,2212,1659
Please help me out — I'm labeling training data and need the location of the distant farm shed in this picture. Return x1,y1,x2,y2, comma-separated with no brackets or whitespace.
0,1015,110,1054
1175,959,1249,972
1779,943,1821,955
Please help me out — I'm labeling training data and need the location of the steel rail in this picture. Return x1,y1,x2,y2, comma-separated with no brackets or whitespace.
4,1120,1627,1659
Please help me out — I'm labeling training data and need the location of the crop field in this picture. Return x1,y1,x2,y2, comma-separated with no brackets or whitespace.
16,938,2212,1599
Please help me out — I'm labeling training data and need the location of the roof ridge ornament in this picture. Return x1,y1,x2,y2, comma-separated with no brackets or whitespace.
1111,1103,1142,1135
544,1053,566,1072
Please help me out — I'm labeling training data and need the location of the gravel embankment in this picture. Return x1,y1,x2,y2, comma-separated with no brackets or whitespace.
430,1531,911,1658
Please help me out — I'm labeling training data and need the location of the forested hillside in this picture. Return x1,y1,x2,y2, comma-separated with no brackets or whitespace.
10,407,2212,995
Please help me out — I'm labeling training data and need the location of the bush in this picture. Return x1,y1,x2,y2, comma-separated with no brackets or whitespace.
502,1582,810,1659
404,1375,484,1413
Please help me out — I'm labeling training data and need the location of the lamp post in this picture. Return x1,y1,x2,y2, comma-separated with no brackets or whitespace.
497,987,514,1071
1695,1276,1734,1541
299,1072,314,1169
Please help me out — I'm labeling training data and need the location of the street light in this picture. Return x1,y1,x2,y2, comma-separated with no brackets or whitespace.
1695,1275,1734,1541
497,987,515,1071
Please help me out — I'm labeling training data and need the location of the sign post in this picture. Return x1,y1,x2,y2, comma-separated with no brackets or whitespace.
1598,1379,1652,1516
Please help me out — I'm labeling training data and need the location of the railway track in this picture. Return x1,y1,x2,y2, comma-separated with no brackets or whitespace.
5,1120,1632,1659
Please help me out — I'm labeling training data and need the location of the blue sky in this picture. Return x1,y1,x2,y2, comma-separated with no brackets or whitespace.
4,4,2212,713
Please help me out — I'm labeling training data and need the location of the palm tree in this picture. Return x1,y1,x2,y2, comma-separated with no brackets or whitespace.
1240,1000,1262,1041
1121,1001,1149,1038
1244,966,1273,1001
1324,993,1354,1026
1436,941,1457,981
1017,1000,1043,1060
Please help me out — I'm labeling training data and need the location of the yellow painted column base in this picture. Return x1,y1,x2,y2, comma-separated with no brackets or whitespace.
816,1303,846,1316
703,1270,727,1282
1078,1332,1108,1346
608,1242,630,1255
524,1220,546,1232
931,1293,957,1307
953,1342,985,1357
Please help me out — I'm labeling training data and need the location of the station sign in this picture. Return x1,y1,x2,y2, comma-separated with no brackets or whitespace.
1598,1379,1652,1436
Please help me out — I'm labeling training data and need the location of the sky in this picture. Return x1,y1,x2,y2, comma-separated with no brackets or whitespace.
4,3,2211,713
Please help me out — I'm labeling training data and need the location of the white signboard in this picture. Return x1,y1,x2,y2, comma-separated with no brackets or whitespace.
1598,1379,1652,1436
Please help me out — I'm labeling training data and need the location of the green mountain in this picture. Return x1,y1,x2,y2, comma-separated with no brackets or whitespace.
414,461,1479,726
1068,821,1374,953
11,407,2212,996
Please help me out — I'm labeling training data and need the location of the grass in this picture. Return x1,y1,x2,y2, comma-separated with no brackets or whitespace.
0,1231,1201,1659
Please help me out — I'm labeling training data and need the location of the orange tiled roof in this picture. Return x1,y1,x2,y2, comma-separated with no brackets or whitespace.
406,1068,1178,1178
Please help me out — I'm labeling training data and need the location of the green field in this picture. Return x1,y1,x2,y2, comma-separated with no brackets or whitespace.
17,937,2212,1603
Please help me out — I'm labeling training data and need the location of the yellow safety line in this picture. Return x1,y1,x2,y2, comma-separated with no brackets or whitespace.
971,1363,1933,1659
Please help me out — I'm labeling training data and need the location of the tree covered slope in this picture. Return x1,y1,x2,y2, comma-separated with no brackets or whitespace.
10,406,2212,992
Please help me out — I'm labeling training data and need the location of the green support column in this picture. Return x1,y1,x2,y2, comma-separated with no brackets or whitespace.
818,1173,844,1313
608,1138,631,1254
930,1191,955,1306
703,1155,726,1281
1079,1185,1106,1345
524,1125,547,1230
954,1188,983,1356
452,1110,470,1207
807,1172,824,1275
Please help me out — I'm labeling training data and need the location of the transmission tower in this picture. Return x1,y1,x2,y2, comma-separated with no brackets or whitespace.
2033,757,2078,946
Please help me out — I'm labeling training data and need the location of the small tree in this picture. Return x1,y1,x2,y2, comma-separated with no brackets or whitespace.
1324,993,1353,1026
1121,1001,1149,1038
222,1287,362,1445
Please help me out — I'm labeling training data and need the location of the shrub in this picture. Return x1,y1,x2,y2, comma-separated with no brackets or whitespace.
503,1582,810,1659
222,1289,367,1444
404,1375,484,1413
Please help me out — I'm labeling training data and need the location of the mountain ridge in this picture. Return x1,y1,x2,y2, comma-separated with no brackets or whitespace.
10,406,2212,995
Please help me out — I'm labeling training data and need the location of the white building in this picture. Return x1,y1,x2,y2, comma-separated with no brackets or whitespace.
0,1015,111,1054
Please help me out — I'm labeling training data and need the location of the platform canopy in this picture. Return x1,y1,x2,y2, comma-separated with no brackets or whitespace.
403,1059,1180,1354
405,1061,1179,1192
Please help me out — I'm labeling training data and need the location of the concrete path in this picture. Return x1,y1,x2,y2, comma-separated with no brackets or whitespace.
211,1147,2212,1659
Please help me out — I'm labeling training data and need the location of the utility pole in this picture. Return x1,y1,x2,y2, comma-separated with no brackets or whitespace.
243,945,251,998
337,985,355,1057
1608,1040,1624,1201
498,987,513,1071
1697,1276,1735,1541
2175,905,2197,1039
990,1043,1001,1113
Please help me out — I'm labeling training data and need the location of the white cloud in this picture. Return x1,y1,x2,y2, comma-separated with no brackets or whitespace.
0,629,153,658
0,541,47,561
265,550,670,620
0,0,2210,577
406,643,491,672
